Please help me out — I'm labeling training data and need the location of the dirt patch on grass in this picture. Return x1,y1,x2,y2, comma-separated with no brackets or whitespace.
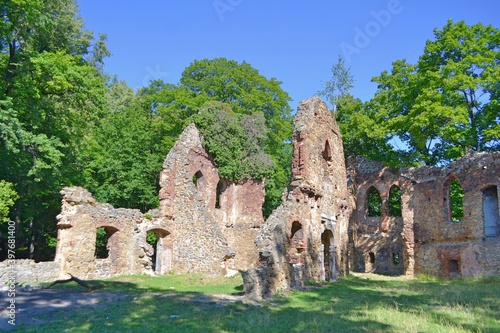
0,286,130,331
0,285,252,331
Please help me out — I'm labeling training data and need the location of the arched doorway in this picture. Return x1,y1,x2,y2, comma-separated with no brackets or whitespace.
321,229,336,282
146,228,171,274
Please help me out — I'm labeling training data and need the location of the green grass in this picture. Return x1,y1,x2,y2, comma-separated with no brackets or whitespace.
17,273,500,333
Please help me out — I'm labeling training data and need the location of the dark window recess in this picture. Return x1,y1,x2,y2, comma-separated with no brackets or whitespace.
215,180,224,209
448,259,460,277
193,171,204,187
393,253,400,265
369,252,375,264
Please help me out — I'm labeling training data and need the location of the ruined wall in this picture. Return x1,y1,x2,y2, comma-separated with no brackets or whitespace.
159,124,262,273
243,97,350,299
0,260,59,285
43,123,264,281
55,187,148,279
349,152,500,278
408,152,500,277
215,179,264,270
348,157,410,276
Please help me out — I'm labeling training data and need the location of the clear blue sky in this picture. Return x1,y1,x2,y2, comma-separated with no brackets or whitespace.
78,0,499,111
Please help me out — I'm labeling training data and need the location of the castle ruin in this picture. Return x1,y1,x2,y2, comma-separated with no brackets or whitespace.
1,97,499,300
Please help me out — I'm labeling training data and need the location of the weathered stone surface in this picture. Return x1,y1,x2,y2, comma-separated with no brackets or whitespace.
0,260,59,284
4,96,499,288
243,97,351,299
348,152,500,278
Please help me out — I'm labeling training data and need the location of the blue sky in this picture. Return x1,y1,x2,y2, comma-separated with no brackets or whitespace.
78,0,500,111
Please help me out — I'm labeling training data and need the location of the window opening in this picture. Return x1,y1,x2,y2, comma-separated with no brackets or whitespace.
369,252,375,264
95,227,118,259
388,186,402,217
215,180,224,209
322,140,332,162
367,187,382,217
192,171,204,188
448,259,460,277
393,253,400,265
483,186,499,237
449,179,464,222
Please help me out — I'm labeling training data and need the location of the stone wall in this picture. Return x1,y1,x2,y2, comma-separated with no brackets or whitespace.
158,124,262,273
243,97,351,299
55,186,150,279
349,152,500,278
0,260,59,285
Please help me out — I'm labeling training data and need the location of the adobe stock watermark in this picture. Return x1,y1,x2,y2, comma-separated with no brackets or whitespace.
5,220,17,326
213,0,243,21
142,65,169,87
340,0,410,62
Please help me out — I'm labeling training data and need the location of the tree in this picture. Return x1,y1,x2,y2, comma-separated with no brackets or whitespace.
80,80,164,212
0,0,108,260
370,20,500,165
138,58,294,217
193,101,274,181
319,55,355,112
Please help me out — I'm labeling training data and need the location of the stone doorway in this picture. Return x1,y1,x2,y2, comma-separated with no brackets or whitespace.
321,229,336,282
147,229,171,274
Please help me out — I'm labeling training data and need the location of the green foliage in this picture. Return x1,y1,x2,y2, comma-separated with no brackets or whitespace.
367,187,382,217
449,179,464,222
95,227,108,258
369,20,500,166
0,180,18,222
0,0,109,260
31,273,500,332
388,186,402,217
319,55,355,110
146,232,157,246
193,101,274,181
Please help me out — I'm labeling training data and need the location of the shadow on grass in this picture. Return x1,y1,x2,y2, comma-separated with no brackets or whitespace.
8,274,500,333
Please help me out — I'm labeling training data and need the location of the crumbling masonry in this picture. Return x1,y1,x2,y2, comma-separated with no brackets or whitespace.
2,97,499,297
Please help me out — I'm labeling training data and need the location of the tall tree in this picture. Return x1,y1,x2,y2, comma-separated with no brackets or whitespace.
319,55,355,112
0,0,108,259
370,20,500,165
135,58,294,217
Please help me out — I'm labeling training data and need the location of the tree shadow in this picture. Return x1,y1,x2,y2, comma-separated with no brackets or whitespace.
7,275,500,333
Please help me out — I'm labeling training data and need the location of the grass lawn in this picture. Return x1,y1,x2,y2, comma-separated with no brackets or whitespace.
14,273,500,333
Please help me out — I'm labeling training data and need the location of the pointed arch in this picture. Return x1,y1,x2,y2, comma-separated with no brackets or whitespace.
388,185,402,217
367,186,382,217
322,140,332,162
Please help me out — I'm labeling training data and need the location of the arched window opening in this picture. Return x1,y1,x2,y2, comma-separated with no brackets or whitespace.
192,171,204,188
95,226,118,259
388,186,402,217
215,180,224,209
449,179,464,222
483,186,499,237
322,140,332,162
289,221,305,264
367,187,382,217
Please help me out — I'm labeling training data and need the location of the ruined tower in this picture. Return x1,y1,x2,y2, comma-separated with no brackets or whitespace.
243,97,351,299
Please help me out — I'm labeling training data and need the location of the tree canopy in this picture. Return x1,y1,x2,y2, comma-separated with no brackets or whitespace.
327,20,500,167
369,20,500,165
